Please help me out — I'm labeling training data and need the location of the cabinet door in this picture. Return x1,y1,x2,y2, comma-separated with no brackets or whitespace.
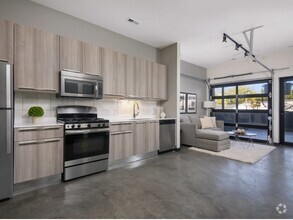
116,52,126,97
146,61,153,99
102,48,116,96
14,138,63,183
60,36,83,72
126,55,137,98
123,131,134,158
14,24,36,90
0,20,13,64
134,122,146,155
152,62,159,99
138,58,149,99
14,24,59,92
109,132,124,162
83,42,102,75
146,121,159,152
35,28,59,92
158,64,167,100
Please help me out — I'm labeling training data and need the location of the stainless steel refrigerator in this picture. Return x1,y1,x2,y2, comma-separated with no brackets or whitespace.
0,61,13,200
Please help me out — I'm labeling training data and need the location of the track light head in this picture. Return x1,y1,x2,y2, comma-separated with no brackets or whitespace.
235,44,241,51
222,34,227,43
244,51,248,57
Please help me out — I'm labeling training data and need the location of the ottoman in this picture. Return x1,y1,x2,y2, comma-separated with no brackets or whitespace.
195,130,230,152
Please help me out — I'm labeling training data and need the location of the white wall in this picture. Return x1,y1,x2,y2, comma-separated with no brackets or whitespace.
207,47,293,143
180,60,207,116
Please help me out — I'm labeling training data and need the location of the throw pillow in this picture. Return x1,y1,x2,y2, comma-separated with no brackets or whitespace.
200,117,213,129
204,116,217,128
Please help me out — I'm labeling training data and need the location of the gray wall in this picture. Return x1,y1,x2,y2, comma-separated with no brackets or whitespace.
180,60,207,116
0,0,157,61
158,43,181,148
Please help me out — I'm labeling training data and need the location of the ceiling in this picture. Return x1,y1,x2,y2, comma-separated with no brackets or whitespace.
31,0,293,68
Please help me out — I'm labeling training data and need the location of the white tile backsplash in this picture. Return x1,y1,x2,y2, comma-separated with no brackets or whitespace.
15,92,160,121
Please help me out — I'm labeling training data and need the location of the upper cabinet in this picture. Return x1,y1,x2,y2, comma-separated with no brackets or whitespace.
0,20,13,64
1,20,168,99
152,62,167,100
14,23,59,93
60,36,83,72
82,42,102,76
102,48,127,97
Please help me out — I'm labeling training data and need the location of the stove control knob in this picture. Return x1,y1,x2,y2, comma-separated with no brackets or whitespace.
71,124,75,129
77,124,81,128
87,124,91,128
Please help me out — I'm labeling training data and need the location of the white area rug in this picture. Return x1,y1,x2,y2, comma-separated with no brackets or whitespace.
188,142,276,164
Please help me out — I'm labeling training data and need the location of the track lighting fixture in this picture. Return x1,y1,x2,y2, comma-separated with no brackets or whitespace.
244,51,248,57
222,34,227,42
235,44,241,51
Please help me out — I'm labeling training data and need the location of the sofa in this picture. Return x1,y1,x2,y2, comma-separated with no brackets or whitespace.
180,115,230,152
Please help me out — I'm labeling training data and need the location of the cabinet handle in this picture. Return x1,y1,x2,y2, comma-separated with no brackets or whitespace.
18,140,38,146
17,87,37,90
135,122,146,124
38,88,57,92
111,123,121,125
123,130,132,134
18,127,38,132
0,59,8,62
111,131,124,135
39,138,61,144
85,72,101,77
40,126,61,130
62,68,81,73
105,94,125,98
120,122,132,125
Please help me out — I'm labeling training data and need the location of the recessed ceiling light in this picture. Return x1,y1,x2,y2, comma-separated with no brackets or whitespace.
128,18,140,25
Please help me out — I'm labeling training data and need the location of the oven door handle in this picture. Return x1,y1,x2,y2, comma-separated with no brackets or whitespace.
65,128,109,135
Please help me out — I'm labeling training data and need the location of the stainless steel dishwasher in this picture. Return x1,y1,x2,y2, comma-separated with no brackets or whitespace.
159,119,176,153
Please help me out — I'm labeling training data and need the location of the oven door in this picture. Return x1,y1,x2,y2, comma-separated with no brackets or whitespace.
64,128,109,166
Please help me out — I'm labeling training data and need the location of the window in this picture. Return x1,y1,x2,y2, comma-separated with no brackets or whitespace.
224,86,236,96
211,80,271,142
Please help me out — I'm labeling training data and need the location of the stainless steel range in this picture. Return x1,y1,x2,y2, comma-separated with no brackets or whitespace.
57,106,109,181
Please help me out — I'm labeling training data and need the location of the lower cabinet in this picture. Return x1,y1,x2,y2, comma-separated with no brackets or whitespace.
109,120,159,163
14,125,64,183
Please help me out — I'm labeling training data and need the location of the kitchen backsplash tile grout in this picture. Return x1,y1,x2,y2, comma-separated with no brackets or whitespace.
15,92,160,121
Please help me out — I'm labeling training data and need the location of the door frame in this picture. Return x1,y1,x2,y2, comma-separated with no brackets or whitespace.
280,76,293,145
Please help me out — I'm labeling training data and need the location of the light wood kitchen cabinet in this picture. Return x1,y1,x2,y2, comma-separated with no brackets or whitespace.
109,132,124,162
109,122,134,162
146,121,160,152
116,52,127,97
152,62,168,100
0,20,13,64
60,36,83,72
137,58,151,99
102,48,117,96
158,64,168,100
14,23,59,93
126,55,139,98
134,122,147,155
82,42,102,75
14,125,64,183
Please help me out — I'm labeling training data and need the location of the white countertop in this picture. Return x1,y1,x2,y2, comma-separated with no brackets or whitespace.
106,116,177,123
14,118,63,128
14,116,176,127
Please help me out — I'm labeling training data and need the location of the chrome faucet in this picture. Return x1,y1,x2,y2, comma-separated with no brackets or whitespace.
133,102,140,118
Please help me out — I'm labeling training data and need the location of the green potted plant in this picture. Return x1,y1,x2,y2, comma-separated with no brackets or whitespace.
28,106,44,124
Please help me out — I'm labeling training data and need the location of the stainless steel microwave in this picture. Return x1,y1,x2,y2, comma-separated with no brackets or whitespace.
60,70,103,99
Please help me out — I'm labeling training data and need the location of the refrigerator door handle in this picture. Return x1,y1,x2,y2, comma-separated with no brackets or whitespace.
6,111,12,154
6,64,11,108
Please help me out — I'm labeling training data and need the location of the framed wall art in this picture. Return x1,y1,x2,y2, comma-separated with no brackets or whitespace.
187,93,197,114
180,92,187,113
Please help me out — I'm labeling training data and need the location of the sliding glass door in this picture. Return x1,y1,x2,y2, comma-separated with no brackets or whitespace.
211,80,272,142
280,77,293,145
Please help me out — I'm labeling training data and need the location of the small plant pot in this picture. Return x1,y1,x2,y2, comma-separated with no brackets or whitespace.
32,117,41,124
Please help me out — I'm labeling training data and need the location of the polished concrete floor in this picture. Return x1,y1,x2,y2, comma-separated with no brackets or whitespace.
0,145,293,218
